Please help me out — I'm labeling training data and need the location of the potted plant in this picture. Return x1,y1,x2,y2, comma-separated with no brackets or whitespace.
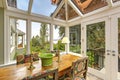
39,53,53,66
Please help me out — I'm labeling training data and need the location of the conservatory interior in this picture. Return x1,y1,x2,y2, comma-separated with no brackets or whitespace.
0,0,120,80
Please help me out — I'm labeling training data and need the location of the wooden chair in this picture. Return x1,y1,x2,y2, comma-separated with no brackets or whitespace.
64,57,88,80
16,54,25,64
22,68,58,80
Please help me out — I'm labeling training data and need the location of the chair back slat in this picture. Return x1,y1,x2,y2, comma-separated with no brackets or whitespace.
22,68,58,80
16,53,39,65
72,57,88,80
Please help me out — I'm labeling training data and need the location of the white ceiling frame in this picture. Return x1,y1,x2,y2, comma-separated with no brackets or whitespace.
6,8,67,27
68,0,83,17
68,4,120,27
28,0,33,14
106,0,113,7
2,0,8,9
7,6,28,14
68,5,110,26
52,0,65,18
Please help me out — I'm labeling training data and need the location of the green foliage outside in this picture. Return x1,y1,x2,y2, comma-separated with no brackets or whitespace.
87,51,95,67
31,23,50,53
53,40,65,51
87,22,105,50
69,25,81,53
87,22,105,69
70,45,81,53
53,26,65,51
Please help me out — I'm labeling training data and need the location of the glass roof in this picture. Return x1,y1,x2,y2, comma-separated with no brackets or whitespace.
6,0,120,20
7,0,29,11
68,4,79,20
32,0,57,16
55,4,66,20
55,3,79,20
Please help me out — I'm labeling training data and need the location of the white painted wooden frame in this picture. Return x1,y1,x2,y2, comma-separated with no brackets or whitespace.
110,13,120,80
82,16,108,80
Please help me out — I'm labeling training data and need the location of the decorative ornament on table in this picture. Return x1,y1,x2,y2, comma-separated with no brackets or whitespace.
28,54,35,70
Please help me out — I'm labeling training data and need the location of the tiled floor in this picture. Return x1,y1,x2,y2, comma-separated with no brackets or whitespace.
87,73,103,80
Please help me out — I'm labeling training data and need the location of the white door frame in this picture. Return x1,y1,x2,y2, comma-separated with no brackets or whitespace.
111,13,120,80
82,14,120,80
81,16,111,80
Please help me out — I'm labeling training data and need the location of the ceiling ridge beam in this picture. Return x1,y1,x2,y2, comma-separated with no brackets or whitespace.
68,0,83,17
52,0,65,18
28,0,33,14
65,0,68,21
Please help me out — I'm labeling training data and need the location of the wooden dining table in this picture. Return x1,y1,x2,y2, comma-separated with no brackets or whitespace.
0,54,80,80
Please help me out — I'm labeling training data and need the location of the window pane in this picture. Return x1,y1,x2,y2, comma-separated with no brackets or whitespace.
69,25,81,53
87,22,105,70
10,18,26,61
53,26,65,52
32,0,57,16
7,0,29,11
31,22,50,53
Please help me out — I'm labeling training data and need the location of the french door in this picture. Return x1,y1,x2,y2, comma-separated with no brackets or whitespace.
82,16,119,80
82,18,106,80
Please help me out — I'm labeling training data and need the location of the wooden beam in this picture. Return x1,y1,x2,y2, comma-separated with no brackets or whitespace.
68,0,83,17
68,5,120,26
74,0,92,11
52,0,64,18
28,0,33,14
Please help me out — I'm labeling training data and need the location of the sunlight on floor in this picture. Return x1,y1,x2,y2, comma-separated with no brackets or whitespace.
87,73,103,80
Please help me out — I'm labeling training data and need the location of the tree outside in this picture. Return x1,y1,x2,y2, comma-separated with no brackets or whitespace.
87,21,105,70
31,23,49,53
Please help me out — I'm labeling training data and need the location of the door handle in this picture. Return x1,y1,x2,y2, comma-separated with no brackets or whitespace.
106,50,111,55
107,50,111,52
112,50,116,56
107,53,110,55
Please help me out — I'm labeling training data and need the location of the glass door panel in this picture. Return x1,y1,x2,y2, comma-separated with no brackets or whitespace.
87,22,105,71
53,26,65,51
69,25,81,53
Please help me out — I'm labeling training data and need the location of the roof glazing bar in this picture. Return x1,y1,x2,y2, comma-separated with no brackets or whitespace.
68,0,83,17
28,0,33,14
52,0,65,18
